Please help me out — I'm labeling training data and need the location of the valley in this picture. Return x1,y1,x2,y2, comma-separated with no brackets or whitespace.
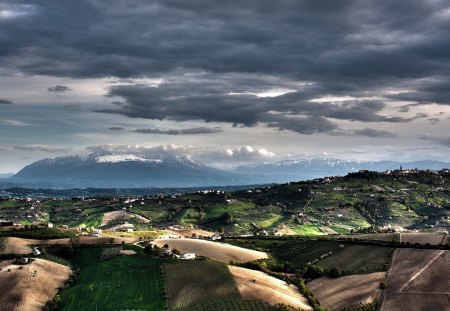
0,169,448,311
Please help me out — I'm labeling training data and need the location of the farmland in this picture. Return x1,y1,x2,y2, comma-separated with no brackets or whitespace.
307,272,386,311
381,248,450,311
163,261,240,310
399,232,448,245
0,258,71,311
317,244,394,274
57,247,167,311
270,238,344,267
154,238,269,263
1,170,449,235
229,265,312,310
177,299,275,311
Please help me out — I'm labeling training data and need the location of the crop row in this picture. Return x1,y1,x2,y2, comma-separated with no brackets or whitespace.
178,299,274,311
271,239,343,266
163,261,240,310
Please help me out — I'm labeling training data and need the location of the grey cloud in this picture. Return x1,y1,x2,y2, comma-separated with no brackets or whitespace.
134,127,223,135
108,126,124,131
97,80,413,134
0,1,449,105
419,135,450,148
0,99,13,105
353,128,397,138
13,145,72,153
1,0,449,139
427,118,440,124
47,85,71,93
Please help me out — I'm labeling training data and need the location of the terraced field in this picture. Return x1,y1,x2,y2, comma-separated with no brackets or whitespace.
381,248,450,311
163,261,240,310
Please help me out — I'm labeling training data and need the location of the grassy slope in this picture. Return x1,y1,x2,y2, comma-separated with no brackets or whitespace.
57,248,166,311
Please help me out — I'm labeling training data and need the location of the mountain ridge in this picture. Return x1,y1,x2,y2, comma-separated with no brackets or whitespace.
4,153,450,189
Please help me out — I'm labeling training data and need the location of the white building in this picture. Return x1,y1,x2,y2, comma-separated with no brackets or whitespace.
180,253,196,260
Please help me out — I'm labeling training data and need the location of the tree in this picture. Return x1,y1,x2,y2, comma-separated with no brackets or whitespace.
221,211,233,224
304,265,324,278
328,266,342,278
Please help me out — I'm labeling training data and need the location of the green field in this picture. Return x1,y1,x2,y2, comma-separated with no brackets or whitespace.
317,244,394,274
163,261,240,310
205,201,255,218
293,224,326,236
57,247,167,310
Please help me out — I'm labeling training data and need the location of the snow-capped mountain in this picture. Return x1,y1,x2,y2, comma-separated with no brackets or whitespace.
10,152,244,188
5,154,449,189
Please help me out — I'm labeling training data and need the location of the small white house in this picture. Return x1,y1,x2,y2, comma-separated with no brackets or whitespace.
47,222,54,228
180,253,196,260
33,247,41,256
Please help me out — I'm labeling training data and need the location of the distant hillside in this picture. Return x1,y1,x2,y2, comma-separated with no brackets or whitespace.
0,173,14,179
235,159,450,183
4,154,450,189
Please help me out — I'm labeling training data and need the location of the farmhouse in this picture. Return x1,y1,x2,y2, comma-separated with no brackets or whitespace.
180,253,196,260
210,233,222,241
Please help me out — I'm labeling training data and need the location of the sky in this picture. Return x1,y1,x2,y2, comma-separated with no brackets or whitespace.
0,0,449,173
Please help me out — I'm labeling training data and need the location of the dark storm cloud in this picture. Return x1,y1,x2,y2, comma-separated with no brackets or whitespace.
47,85,71,93
353,128,397,138
134,127,223,135
0,99,13,105
96,81,415,134
2,0,450,133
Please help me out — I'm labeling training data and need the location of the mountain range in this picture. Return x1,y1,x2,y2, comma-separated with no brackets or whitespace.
2,153,449,189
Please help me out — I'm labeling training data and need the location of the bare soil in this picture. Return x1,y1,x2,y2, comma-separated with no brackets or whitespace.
229,265,312,310
308,272,386,311
153,238,268,263
0,258,71,311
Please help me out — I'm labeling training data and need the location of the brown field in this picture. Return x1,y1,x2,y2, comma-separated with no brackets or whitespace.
381,248,450,311
165,228,217,238
101,210,150,226
443,234,450,245
0,258,71,311
229,265,312,310
346,233,399,242
2,237,37,254
400,233,446,245
0,225,25,232
153,238,268,263
307,272,386,311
